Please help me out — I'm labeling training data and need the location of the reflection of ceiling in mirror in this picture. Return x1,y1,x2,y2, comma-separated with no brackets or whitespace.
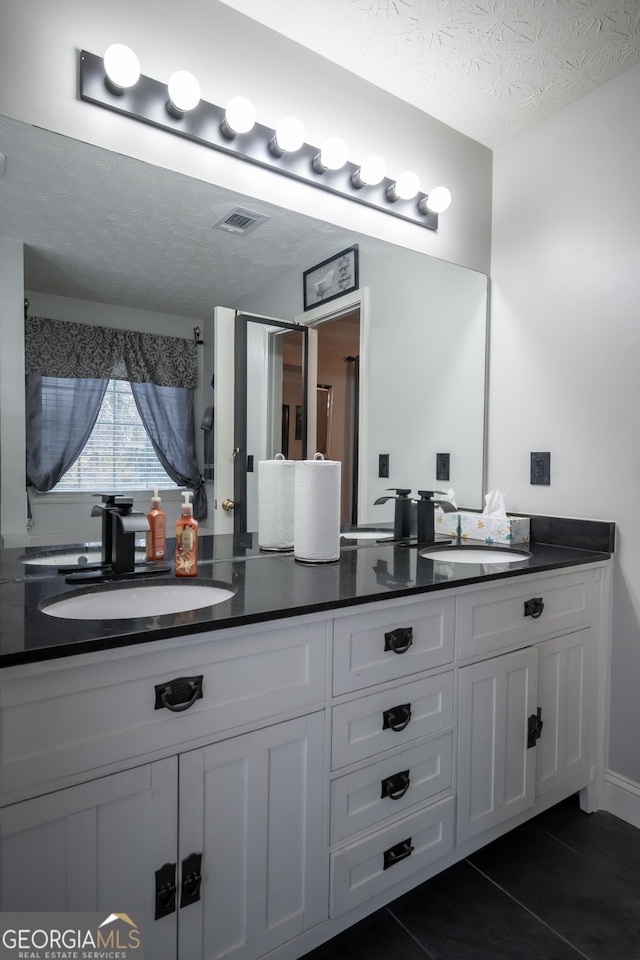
0,116,353,318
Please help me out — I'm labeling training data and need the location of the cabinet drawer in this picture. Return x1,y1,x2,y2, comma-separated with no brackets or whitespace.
457,569,594,660
330,732,453,843
331,672,454,770
330,796,454,916
333,596,455,694
0,620,327,800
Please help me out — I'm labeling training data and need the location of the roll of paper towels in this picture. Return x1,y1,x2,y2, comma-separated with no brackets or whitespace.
294,454,341,562
258,455,295,551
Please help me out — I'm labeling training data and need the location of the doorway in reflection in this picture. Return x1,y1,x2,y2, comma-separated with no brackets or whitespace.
314,308,361,526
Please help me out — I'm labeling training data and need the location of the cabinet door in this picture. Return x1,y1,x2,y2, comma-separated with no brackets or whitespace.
536,629,590,798
457,648,537,842
0,758,178,960
179,713,326,960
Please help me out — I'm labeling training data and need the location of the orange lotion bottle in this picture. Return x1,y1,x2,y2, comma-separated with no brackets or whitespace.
146,488,167,561
175,491,198,577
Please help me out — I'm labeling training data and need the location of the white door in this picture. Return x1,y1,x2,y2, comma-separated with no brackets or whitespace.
213,308,317,535
536,629,590,798
457,647,538,842
178,713,326,960
0,759,178,960
213,306,237,535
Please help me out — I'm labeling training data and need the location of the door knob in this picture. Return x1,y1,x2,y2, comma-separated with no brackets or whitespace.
222,498,235,511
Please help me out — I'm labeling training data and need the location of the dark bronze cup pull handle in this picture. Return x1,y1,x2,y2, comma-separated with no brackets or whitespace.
180,853,203,908
382,703,412,732
381,770,411,800
384,627,413,654
155,675,204,712
383,838,414,870
155,862,177,919
524,597,544,619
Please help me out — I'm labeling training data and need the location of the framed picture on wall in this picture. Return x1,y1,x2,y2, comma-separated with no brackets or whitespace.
303,244,359,311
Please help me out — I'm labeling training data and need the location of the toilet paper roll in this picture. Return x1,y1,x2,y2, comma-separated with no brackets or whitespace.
258,455,295,551
294,454,341,562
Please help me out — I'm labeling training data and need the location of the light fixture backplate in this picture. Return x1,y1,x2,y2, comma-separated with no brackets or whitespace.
79,50,439,231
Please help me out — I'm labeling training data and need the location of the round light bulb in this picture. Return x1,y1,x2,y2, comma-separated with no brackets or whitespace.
224,96,256,136
392,171,420,201
424,185,452,214
103,44,140,90
274,116,305,153
355,155,386,187
319,136,349,171
167,70,201,114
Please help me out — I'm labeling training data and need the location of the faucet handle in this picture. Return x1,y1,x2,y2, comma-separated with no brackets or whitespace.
417,490,450,500
375,488,411,506
93,493,134,509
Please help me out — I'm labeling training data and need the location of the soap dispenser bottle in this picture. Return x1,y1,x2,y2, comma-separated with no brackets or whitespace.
175,491,198,577
146,488,167,561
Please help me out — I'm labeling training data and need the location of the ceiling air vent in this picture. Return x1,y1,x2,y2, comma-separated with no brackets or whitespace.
213,206,270,236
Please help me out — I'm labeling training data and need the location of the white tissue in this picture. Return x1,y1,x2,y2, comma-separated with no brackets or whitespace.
294,455,341,562
258,456,296,550
483,490,507,518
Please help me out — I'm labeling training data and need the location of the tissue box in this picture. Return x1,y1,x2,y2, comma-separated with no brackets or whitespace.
458,512,530,545
434,508,461,537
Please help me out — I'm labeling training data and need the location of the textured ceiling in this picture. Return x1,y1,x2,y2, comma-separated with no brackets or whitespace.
0,117,351,320
220,0,640,147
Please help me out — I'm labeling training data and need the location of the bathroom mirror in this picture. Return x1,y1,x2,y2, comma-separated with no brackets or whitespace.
0,114,488,541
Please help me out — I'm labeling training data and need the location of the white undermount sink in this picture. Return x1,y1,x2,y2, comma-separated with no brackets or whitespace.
341,530,393,540
40,581,235,620
21,548,145,566
419,546,531,564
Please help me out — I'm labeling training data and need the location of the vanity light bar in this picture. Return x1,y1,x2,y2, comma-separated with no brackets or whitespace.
79,50,447,231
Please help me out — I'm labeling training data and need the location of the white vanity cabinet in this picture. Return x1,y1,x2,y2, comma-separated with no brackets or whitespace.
0,758,178,960
0,618,329,960
328,595,457,917
456,570,595,843
0,559,609,960
178,713,326,960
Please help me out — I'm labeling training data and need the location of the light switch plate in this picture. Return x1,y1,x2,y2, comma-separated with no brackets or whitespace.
436,453,450,482
530,451,551,485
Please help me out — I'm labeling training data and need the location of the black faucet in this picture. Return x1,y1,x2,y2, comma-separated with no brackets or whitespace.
416,490,457,544
91,494,150,574
373,488,413,540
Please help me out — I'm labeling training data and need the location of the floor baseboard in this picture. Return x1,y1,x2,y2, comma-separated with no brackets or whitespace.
603,770,640,828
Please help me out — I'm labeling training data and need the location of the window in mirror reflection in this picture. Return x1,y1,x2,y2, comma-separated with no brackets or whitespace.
52,379,178,491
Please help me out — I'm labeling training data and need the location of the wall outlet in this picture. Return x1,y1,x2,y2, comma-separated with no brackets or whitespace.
436,453,450,482
530,451,551,485
378,453,390,478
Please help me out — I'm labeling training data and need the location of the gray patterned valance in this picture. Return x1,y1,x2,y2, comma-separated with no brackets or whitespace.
25,316,198,389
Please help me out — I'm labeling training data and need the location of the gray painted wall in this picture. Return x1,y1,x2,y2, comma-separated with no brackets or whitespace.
490,64,640,783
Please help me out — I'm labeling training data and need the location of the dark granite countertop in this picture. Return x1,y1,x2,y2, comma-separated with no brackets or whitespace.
0,516,614,667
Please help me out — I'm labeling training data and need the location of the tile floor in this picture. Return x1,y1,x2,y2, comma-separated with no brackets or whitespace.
302,796,640,960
